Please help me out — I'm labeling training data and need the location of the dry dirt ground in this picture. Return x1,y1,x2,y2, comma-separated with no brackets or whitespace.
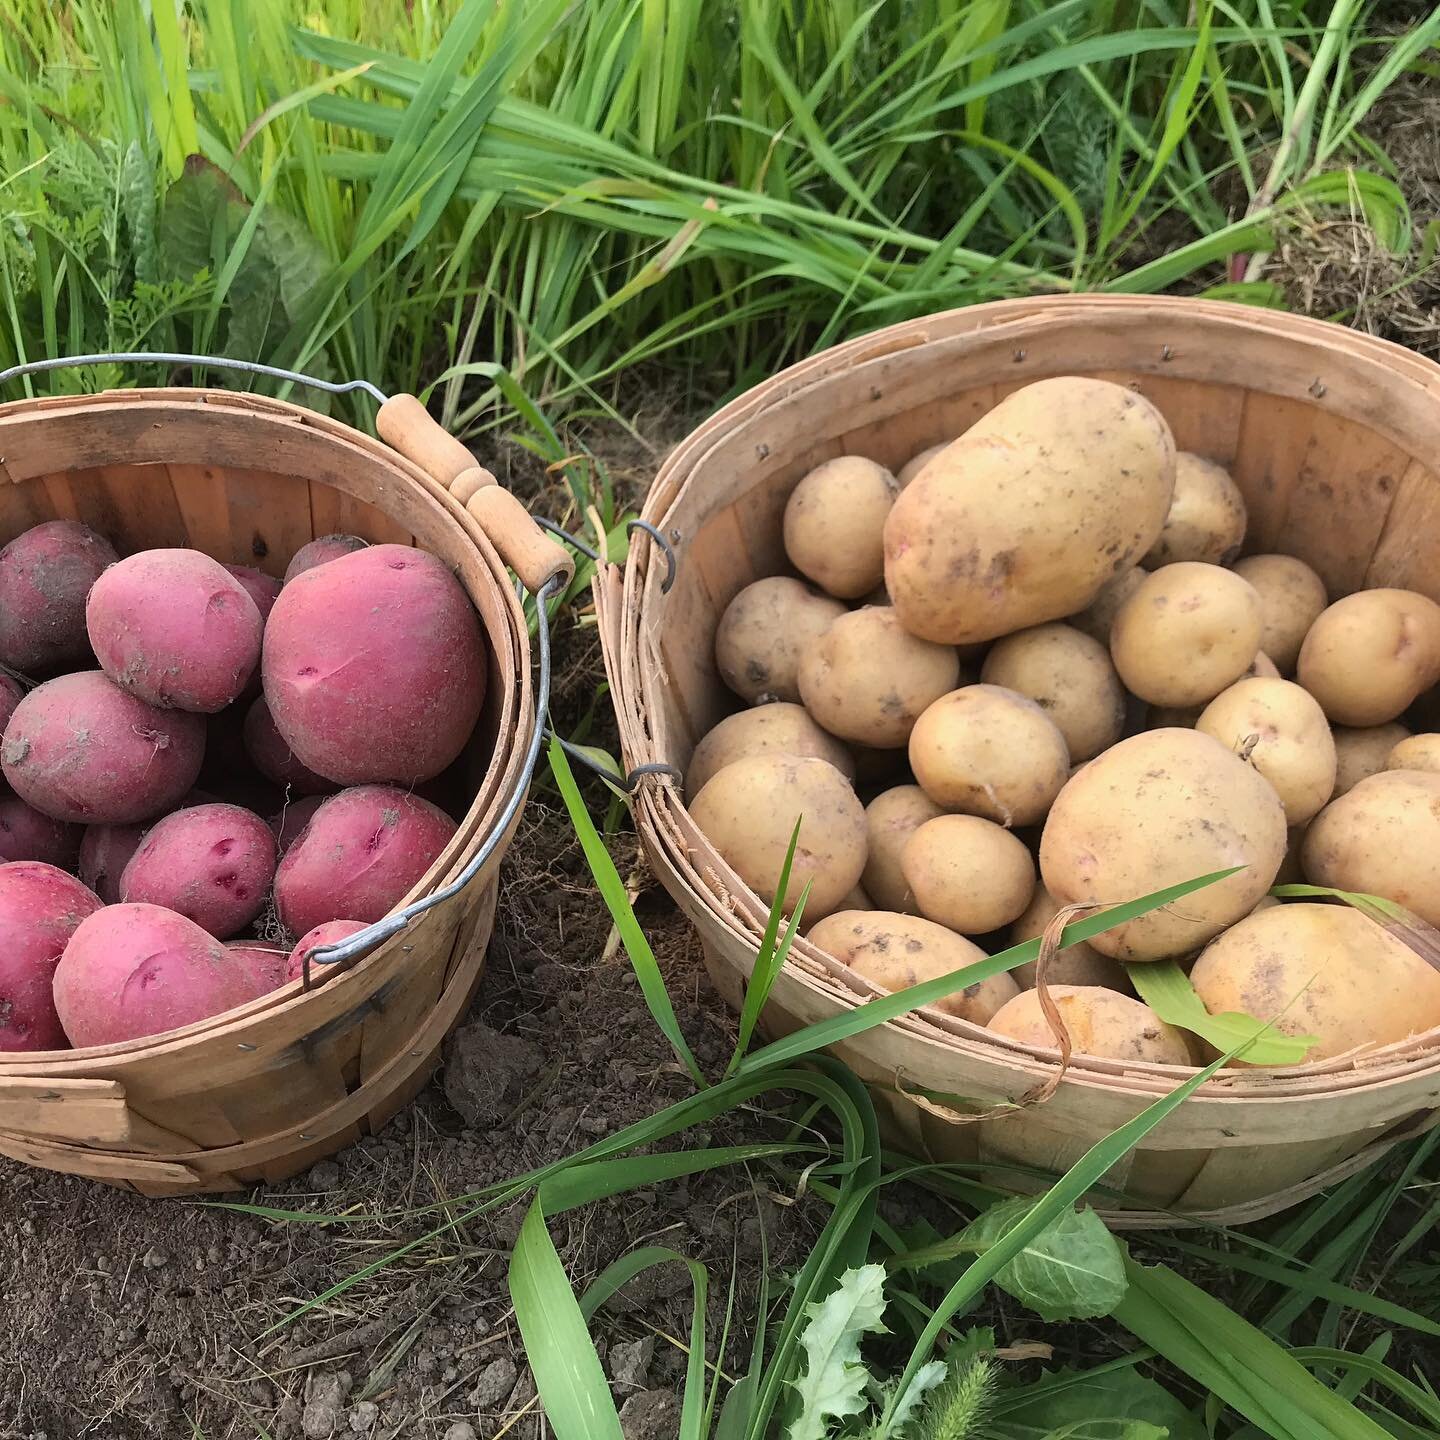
4,80,1440,1438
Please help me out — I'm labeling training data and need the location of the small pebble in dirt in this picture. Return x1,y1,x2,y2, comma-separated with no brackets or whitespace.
608,1335,655,1391
141,1248,170,1269
443,1424,478,1440
308,1160,342,1191
442,1020,545,1128
468,1355,518,1411
301,1370,352,1439
620,1389,680,1440
347,1401,379,1433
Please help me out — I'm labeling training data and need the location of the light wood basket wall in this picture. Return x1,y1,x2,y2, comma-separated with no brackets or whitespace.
0,386,566,1196
596,296,1440,1228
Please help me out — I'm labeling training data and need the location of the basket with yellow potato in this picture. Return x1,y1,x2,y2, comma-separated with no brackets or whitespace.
596,296,1440,1226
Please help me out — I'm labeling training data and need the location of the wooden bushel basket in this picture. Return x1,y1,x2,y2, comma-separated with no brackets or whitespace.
0,363,573,1196
596,296,1440,1227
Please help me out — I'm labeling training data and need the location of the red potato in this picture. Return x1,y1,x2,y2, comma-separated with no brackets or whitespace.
0,672,22,736
120,803,276,940
226,942,288,992
0,521,118,675
87,549,263,713
79,822,148,905
287,919,370,981
224,565,283,621
0,796,81,869
284,534,367,582
272,795,327,857
274,786,457,938
242,696,336,795
264,545,488,785
1,672,205,824
0,862,103,1051
53,903,272,1047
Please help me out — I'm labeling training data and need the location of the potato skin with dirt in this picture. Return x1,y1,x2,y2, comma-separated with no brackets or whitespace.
980,623,1125,762
1110,562,1262,707
860,785,943,912
690,754,865,919
1333,723,1410,797
0,521,118,676
783,456,898,599
1143,453,1247,568
1040,728,1287,962
1297,589,1440,727
1189,903,1440,1062
807,909,1018,1025
986,985,1192,1064
909,684,1070,827
1303,770,1440,927
799,607,960,748
1387,733,1440,774
0,796,81,869
714,577,846,704
884,377,1175,643
284,534,366,582
1070,565,1148,644
901,814,1035,935
685,703,854,800
1232,554,1327,675
1196,678,1337,825
1008,884,1133,992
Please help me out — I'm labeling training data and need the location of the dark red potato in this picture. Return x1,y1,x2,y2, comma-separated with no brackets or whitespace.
224,565,283,621
1,672,206,824
0,672,23,737
54,904,272,1047
286,919,369,981
271,794,327,857
0,861,103,1051
120,802,277,940
284,534,366,582
0,521,118,675
243,696,336,796
86,548,263,713
0,796,82,868
264,545,488,785
274,786,457,938
79,821,149,905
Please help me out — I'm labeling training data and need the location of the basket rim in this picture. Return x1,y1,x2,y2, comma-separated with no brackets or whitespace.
0,385,536,1070
602,295,1440,1102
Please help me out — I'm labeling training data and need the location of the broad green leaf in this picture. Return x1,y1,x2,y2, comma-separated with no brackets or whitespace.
786,1264,889,1440
1126,960,1317,1065
962,1199,1127,1322
989,1364,1204,1440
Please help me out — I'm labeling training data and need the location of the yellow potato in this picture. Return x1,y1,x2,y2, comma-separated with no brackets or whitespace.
980,622,1125,762
1232,554,1328,675
686,703,855,800
783,456,899,599
897,440,952,488
1008,883,1133,992
809,910,1018,1024
1040,728,1287,961
1071,565,1148,644
1387,733,1440,774
1110,562,1262,707
1303,770,1440,927
884,377,1175,643
1190,903,1440,1063
901,814,1035,934
690,754,865,919
1333,722,1411,797
798,606,960,748
1297,589,1440,726
1143,452,1247,568
861,785,944,912
1196,678,1337,825
987,985,1192,1065
714,577,846,704
909,684,1070,827
1246,652,1280,679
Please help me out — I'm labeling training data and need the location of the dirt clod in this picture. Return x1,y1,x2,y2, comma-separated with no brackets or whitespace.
442,1019,545,1129
619,1388,681,1440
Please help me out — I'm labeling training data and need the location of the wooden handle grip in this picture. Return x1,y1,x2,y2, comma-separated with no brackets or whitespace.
376,393,478,486
465,485,575,594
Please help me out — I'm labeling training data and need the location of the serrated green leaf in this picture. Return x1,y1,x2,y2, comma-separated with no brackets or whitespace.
1126,960,1317,1066
988,1364,1204,1440
787,1264,889,1440
962,1200,1126,1322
